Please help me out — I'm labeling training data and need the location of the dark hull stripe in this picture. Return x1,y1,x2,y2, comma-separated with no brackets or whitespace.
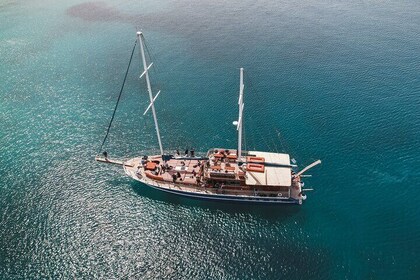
137,180,300,205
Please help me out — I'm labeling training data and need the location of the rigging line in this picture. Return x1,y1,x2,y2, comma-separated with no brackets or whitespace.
275,128,287,153
243,73,273,152
143,36,161,85
143,37,171,108
98,39,138,154
142,35,173,131
277,127,296,157
269,136,277,153
143,36,171,122
244,112,257,150
143,37,158,70
243,116,248,152
270,130,280,153
245,71,294,156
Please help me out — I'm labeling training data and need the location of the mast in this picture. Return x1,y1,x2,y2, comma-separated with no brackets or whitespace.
137,31,164,155
237,68,244,161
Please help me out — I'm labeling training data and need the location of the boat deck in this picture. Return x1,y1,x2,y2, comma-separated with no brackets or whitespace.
126,156,202,185
124,159,295,199
121,149,301,200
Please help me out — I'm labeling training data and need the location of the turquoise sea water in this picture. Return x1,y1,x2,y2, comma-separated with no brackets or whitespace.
1,0,419,278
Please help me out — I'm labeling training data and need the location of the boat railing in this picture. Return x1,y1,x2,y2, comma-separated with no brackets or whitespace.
154,180,289,198
212,188,290,198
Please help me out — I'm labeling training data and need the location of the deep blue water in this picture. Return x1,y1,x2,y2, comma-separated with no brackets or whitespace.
1,0,419,279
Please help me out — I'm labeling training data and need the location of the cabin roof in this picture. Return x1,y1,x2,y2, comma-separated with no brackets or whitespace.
245,151,291,186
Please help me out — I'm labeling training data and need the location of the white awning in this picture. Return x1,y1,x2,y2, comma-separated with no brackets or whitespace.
245,151,292,186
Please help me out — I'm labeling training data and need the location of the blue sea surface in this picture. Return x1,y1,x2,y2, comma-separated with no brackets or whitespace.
1,0,419,279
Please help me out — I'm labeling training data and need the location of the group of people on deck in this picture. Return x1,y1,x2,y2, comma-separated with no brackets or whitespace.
175,148,195,157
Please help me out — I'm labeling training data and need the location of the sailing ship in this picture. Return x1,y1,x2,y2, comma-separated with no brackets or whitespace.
96,32,321,205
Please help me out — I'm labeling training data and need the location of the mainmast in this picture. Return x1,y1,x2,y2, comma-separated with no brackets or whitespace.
137,31,164,155
236,68,244,162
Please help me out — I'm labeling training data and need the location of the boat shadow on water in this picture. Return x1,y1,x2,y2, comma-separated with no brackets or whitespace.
126,183,330,278
129,180,302,220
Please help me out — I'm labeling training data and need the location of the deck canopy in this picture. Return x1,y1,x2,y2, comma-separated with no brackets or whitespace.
245,151,292,186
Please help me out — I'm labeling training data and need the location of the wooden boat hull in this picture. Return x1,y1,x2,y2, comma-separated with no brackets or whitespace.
124,164,302,205
139,182,300,204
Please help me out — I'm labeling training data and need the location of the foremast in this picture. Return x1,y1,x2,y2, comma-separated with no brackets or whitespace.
137,31,164,155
